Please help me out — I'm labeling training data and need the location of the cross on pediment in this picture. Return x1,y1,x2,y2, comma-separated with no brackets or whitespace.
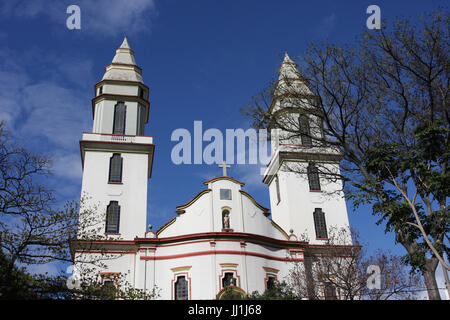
218,161,231,176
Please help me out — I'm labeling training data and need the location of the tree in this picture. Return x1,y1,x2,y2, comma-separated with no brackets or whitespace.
287,228,423,300
246,281,298,300
243,11,449,299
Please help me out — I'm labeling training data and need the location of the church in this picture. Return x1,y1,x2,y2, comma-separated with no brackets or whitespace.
71,37,353,300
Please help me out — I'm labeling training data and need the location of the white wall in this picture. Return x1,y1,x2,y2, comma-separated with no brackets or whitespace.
80,150,148,239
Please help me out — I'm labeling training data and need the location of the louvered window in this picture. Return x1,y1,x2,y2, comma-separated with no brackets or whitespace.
108,154,123,183
105,201,120,233
313,208,328,239
324,282,337,300
113,102,126,134
307,163,321,191
136,104,145,136
299,114,312,146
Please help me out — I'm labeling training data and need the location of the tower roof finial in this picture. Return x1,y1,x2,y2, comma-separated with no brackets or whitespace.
282,52,295,65
120,36,130,49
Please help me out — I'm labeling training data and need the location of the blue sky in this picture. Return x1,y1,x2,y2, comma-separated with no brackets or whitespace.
0,0,448,292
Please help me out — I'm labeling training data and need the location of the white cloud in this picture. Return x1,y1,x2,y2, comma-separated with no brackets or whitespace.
80,0,157,36
52,152,83,181
20,82,90,149
0,0,157,37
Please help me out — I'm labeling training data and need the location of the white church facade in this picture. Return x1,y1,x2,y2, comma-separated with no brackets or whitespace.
71,38,353,300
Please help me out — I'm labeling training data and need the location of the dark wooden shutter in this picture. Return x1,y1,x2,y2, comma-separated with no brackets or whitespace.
136,104,145,136
307,163,321,191
313,208,328,239
105,201,120,233
109,154,123,183
299,114,312,146
324,283,337,300
175,276,188,300
113,102,126,134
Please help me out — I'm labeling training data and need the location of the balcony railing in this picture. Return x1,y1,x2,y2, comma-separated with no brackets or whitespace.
82,132,153,145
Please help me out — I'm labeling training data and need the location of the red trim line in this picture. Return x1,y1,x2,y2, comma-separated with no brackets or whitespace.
203,176,245,186
279,150,344,158
140,249,303,262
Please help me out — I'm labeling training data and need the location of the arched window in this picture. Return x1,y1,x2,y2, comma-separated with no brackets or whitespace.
299,114,312,146
174,275,188,300
105,201,120,233
113,102,126,134
108,153,123,183
313,208,328,239
222,272,237,288
307,163,321,191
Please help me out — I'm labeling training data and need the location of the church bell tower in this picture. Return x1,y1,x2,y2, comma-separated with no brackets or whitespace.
263,53,351,244
79,37,155,240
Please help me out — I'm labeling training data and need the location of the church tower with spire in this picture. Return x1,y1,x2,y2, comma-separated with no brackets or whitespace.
78,37,155,240
71,45,356,300
263,53,351,244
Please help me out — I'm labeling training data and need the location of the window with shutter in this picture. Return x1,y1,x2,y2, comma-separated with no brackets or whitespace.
113,102,126,134
313,208,328,239
324,282,337,300
307,163,321,191
299,114,312,146
108,153,123,183
105,201,120,233
136,104,145,136
174,276,188,300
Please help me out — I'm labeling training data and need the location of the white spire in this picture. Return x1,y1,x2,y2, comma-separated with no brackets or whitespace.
275,51,313,97
278,52,300,81
120,36,130,49
283,52,295,64
102,37,143,83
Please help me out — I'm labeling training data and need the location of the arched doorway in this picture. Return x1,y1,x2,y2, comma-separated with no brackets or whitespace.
216,286,246,300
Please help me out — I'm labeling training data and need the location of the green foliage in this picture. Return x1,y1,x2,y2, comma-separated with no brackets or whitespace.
246,281,297,300
0,250,37,299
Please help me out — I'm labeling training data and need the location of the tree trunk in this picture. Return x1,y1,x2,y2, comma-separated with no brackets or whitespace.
422,257,441,300
398,233,441,300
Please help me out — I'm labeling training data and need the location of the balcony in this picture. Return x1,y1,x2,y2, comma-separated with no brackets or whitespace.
79,132,155,178
81,132,153,145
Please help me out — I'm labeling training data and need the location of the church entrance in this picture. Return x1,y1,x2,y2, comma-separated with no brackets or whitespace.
216,286,246,300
